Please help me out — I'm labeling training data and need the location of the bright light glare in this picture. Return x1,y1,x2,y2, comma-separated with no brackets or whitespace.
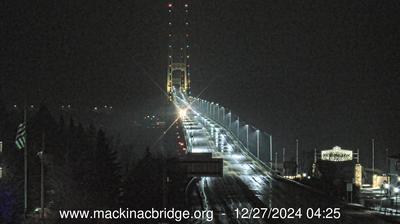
384,183,390,189
179,108,187,118
394,187,399,193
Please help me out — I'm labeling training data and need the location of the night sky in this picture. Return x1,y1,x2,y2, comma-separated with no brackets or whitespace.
1,1,399,168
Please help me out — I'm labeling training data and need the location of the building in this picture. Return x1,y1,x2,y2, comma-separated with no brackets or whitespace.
312,146,362,195
388,153,400,186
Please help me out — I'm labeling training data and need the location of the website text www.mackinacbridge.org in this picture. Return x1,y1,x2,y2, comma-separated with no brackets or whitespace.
59,208,214,222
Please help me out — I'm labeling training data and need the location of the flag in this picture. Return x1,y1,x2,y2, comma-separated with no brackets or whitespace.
16,122,26,150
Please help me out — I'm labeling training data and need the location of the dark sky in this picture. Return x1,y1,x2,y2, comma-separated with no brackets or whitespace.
1,1,399,168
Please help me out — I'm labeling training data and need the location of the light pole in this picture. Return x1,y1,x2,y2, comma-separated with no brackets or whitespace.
211,103,215,119
296,139,299,176
269,135,273,169
385,148,389,175
221,107,225,126
216,104,219,122
282,147,286,176
394,187,399,214
37,133,45,222
275,152,278,171
245,125,249,151
256,130,260,158
0,141,3,179
228,112,232,130
372,138,375,175
236,117,240,137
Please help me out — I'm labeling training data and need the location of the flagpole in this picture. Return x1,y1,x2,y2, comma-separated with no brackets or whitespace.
24,104,28,219
40,132,45,222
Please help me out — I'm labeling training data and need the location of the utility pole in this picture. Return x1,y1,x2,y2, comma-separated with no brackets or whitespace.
314,148,317,163
24,104,28,219
40,133,45,222
385,148,389,175
282,147,286,176
372,138,375,175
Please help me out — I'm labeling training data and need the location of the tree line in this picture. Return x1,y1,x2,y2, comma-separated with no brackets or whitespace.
0,101,171,223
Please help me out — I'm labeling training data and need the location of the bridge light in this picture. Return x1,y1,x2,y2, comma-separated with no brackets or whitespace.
185,22,189,25
168,3,173,7
168,22,172,25
179,108,187,118
185,4,188,7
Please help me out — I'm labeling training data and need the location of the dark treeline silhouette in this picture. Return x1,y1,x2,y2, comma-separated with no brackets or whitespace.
0,100,188,224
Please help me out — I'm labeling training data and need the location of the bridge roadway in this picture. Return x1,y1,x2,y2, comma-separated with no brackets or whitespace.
174,93,390,224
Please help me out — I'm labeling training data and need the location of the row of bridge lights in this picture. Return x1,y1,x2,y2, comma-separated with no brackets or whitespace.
167,2,190,63
168,3,189,8
169,45,190,48
168,22,189,26
195,98,266,160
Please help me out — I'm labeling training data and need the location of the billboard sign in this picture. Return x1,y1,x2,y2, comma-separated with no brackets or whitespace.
321,146,353,162
179,153,223,177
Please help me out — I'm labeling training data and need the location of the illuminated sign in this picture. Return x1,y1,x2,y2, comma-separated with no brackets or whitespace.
354,164,362,187
321,146,353,162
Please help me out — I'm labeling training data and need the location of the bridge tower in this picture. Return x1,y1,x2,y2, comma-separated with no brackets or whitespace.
166,1,191,100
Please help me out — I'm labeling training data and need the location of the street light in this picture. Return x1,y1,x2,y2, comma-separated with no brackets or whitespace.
384,183,390,197
256,130,260,158
228,112,232,130
296,139,299,176
221,107,225,125
179,108,187,118
394,187,399,214
236,117,240,137
245,125,249,151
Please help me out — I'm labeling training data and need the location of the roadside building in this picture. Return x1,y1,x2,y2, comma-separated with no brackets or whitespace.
388,153,400,186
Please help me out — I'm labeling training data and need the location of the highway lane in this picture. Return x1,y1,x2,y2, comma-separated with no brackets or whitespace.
175,94,390,224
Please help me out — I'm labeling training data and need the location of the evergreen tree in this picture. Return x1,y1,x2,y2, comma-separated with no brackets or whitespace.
123,148,163,209
90,130,121,208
